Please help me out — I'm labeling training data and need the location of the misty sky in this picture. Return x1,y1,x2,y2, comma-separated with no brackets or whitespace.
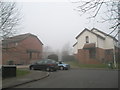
18,1,113,51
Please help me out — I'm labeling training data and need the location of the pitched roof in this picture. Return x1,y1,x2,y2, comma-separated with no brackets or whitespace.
2,33,43,45
76,28,118,42
73,42,78,47
83,43,96,49
91,28,118,41
76,28,105,40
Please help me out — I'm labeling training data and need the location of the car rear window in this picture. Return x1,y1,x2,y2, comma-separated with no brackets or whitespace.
36,59,56,64
46,60,56,64
37,60,44,64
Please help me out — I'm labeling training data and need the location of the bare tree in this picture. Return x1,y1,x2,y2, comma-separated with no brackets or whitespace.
0,1,20,39
71,0,120,37
61,42,72,61
42,46,54,59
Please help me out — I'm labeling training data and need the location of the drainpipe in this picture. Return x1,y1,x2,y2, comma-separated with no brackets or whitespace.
113,40,117,68
118,1,120,48
96,36,99,61
118,1,120,65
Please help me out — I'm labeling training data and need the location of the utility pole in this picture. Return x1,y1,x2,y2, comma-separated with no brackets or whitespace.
113,40,117,68
118,1,120,65
118,1,120,48
112,1,120,68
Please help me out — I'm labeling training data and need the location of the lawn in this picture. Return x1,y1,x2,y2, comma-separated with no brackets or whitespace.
16,69,30,77
66,61,109,69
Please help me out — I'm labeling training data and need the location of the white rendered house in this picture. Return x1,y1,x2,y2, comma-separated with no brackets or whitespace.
73,28,118,64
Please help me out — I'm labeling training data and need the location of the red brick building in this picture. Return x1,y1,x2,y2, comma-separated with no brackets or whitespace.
73,28,118,64
2,33,43,65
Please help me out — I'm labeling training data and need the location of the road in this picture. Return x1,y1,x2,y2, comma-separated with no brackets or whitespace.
15,69,118,88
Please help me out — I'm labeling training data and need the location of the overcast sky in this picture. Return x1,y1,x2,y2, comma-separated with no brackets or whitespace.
18,1,113,51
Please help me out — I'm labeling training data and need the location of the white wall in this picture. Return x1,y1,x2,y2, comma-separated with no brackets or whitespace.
73,29,117,54
92,29,106,38
97,37,105,48
92,29,117,49
104,37,114,49
73,44,78,54
77,30,97,49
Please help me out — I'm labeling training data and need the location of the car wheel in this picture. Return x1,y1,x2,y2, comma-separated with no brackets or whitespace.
30,67,34,70
65,68,68,70
54,69,57,71
46,67,50,72
60,66,64,70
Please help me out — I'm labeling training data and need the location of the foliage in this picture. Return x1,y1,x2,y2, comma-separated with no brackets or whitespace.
7,60,14,65
66,60,109,69
62,55,77,62
47,54,58,61
0,1,20,39
72,0,120,37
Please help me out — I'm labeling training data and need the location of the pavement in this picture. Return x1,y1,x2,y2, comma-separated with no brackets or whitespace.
2,66,50,89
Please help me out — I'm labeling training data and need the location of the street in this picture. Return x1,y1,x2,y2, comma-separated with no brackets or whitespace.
14,69,118,88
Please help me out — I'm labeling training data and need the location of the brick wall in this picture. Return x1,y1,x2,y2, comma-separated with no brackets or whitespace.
2,36,43,65
104,49,114,63
96,47,105,63
75,47,115,64
76,49,101,64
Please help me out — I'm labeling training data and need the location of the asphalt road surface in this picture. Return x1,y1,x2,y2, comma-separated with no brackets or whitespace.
15,69,118,88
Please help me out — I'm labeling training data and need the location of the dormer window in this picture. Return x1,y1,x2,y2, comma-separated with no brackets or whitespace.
86,36,89,43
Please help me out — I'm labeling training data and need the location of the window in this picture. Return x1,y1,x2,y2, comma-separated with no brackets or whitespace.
86,36,89,43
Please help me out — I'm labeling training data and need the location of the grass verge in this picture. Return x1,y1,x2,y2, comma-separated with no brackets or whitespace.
66,61,109,69
16,69,30,77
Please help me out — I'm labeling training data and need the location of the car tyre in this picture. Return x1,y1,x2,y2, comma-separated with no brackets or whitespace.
30,67,34,70
46,67,50,72
60,66,64,70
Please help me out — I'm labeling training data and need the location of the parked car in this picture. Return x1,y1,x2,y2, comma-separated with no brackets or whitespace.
29,59,58,72
57,61,70,70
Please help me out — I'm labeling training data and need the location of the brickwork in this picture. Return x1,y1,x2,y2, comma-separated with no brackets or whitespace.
76,49,101,64
73,28,118,64
75,47,115,64
96,48,105,63
2,34,43,65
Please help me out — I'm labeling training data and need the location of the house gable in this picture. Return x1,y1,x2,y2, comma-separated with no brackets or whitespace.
2,33,43,65
21,35,43,51
76,29,98,49
76,28,105,40
91,28,118,42
73,28,119,64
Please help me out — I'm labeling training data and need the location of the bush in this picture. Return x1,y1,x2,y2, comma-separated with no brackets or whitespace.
47,54,58,61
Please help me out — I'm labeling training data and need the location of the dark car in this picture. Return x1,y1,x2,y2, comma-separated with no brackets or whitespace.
57,61,70,70
29,59,58,72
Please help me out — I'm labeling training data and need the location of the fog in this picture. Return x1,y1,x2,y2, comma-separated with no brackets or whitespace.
18,1,113,51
